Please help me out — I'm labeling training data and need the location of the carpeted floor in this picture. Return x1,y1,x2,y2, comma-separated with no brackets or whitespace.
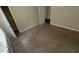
12,23,79,53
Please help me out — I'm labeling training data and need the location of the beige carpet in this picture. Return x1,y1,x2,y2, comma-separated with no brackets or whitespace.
12,23,79,53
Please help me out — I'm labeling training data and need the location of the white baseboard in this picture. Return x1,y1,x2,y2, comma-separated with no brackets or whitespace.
20,24,39,33
50,23,79,32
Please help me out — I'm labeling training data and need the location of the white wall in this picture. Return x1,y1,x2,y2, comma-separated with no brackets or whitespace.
9,6,39,33
50,6,79,32
38,6,46,24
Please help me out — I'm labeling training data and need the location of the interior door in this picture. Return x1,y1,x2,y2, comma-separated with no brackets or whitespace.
0,7,16,52
1,6,20,35
0,7,16,39
38,6,46,24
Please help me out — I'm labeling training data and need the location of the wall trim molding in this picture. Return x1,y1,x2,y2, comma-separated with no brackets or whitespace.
50,23,79,32
20,24,39,33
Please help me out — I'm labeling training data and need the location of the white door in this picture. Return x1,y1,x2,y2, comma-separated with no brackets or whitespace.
38,6,46,24
0,7,16,39
0,7,16,53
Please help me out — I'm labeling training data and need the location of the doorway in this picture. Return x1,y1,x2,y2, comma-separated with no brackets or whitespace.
1,6,20,36
38,6,51,24
45,6,51,24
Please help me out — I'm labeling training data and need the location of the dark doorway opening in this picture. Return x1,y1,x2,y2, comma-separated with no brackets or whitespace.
45,18,50,24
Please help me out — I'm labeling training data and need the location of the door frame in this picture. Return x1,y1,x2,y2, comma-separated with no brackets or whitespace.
1,6,20,36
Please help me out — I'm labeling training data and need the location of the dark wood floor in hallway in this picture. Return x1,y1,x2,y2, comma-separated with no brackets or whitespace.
12,23,79,53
